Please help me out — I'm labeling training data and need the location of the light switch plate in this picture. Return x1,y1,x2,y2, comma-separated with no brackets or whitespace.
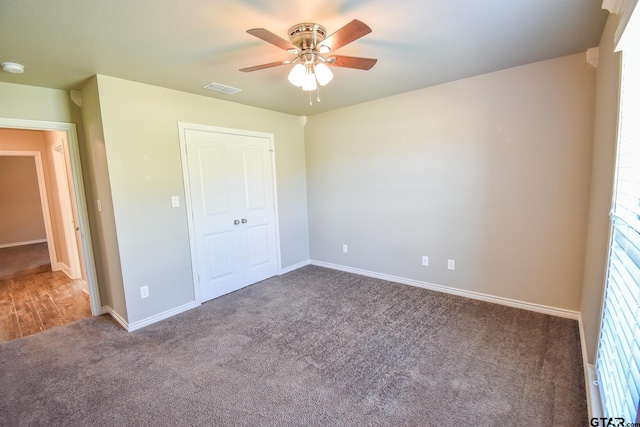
171,196,179,207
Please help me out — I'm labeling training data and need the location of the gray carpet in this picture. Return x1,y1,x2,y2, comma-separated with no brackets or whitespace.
0,266,587,426
0,243,51,280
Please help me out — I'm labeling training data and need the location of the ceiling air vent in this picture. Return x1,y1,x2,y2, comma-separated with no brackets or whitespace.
203,82,242,94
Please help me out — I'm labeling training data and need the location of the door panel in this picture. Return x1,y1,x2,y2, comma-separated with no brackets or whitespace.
205,231,234,279
185,127,278,303
198,143,230,216
247,224,270,266
242,147,267,211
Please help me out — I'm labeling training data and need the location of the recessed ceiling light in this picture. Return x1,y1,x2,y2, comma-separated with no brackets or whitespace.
2,62,25,74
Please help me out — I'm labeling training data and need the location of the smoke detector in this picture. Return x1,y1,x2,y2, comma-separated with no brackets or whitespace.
2,62,25,74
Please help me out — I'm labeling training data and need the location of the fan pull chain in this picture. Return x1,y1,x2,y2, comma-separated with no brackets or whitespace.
308,79,321,107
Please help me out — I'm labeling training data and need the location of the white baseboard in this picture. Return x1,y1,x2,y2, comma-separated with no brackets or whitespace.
279,259,311,275
54,262,72,278
0,239,47,249
101,305,128,330
310,260,581,320
102,301,199,332
126,300,199,332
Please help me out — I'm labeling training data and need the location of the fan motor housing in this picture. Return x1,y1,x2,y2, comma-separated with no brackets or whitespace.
288,23,327,49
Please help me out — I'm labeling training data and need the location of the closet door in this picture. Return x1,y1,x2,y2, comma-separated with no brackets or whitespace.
184,127,278,303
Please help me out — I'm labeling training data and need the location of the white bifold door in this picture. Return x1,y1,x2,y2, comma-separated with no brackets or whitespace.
182,126,278,303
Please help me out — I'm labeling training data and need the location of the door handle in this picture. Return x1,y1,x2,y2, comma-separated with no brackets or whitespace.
234,219,240,225
241,218,247,224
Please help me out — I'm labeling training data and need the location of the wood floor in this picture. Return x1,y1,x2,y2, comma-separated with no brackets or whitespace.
0,243,91,343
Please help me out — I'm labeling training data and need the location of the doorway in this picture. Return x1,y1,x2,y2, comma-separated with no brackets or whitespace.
0,152,56,277
0,118,100,319
179,123,281,304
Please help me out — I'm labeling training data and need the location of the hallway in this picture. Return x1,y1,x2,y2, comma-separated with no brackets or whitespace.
0,243,91,343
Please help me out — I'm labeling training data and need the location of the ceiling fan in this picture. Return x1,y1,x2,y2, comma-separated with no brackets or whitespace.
240,19,377,99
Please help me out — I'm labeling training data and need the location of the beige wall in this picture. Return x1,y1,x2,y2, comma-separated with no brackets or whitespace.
581,13,621,364
0,48,609,337
0,82,72,123
306,53,595,312
90,75,309,324
80,76,126,319
0,156,46,245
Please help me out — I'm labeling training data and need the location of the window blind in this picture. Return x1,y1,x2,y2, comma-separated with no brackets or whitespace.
596,10,640,422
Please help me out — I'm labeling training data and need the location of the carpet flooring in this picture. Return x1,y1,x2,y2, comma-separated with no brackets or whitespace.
0,266,587,426
0,243,51,280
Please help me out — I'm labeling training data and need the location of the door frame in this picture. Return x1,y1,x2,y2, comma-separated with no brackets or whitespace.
177,122,282,305
51,141,82,279
0,118,101,315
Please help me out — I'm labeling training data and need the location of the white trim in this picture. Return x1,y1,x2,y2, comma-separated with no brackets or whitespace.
51,140,81,279
101,305,128,330
104,301,199,332
55,261,73,279
587,47,600,68
603,0,625,14
577,316,604,420
612,0,639,50
579,314,600,420
279,259,311,275
177,122,282,305
588,364,603,418
177,125,202,304
0,239,47,249
270,142,283,276
126,301,199,332
0,117,101,316
310,260,581,320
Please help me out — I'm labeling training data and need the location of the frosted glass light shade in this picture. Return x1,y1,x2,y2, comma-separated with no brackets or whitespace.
287,64,305,87
302,71,317,91
314,62,333,86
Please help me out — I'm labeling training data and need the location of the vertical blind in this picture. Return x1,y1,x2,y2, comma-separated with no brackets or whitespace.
596,9,640,422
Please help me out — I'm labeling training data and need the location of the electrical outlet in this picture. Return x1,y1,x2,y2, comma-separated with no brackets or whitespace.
448,259,456,270
422,256,429,266
140,286,149,299
171,196,180,207
343,244,348,253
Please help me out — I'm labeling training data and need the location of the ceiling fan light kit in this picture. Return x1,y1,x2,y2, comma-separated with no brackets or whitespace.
241,19,377,105
288,61,333,90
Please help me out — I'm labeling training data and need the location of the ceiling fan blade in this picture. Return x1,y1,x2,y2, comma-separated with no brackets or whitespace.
240,60,288,72
247,28,297,51
328,55,377,70
322,19,372,52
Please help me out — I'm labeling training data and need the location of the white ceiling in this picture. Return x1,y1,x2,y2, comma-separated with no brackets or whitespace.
0,0,608,116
